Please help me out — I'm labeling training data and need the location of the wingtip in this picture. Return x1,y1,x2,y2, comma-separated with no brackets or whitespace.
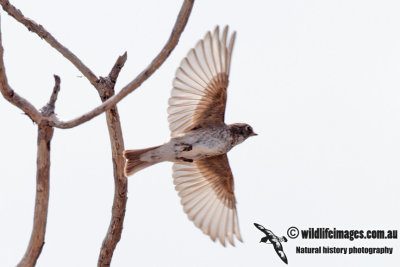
231,31,237,42
223,25,229,32
213,25,220,34
219,237,227,247
204,31,212,41
254,222,262,228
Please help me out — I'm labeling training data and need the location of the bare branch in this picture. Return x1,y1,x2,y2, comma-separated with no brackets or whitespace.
0,0,194,128
48,75,61,108
97,53,128,100
50,0,195,129
40,75,61,116
0,11,57,267
17,123,54,267
0,1,195,266
98,108,127,267
109,52,128,83
97,72,128,267
0,14,42,124
0,0,98,85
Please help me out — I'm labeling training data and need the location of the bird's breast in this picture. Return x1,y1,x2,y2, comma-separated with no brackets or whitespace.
172,128,231,161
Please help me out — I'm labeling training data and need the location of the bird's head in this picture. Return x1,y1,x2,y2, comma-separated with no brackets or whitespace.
229,123,257,145
260,236,269,243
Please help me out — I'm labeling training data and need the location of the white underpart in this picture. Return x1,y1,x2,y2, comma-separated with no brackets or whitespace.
140,127,231,163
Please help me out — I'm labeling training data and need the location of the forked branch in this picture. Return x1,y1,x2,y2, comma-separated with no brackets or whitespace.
97,54,128,267
0,1,194,266
51,0,194,128
0,0,195,129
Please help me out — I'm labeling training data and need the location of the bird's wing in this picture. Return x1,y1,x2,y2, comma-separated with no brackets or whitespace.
272,241,288,264
168,26,236,137
254,223,270,235
254,223,276,238
172,153,242,246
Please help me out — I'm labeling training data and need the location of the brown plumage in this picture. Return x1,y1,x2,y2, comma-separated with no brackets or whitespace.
173,154,240,246
124,26,255,246
124,145,161,175
168,26,236,136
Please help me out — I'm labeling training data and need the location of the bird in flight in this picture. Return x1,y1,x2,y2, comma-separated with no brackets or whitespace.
254,223,288,264
124,26,256,246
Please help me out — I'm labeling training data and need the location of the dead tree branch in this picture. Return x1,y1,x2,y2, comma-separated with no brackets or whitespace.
0,15,51,267
0,0,194,129
109,52,128,84
0,0,98,85
0,1,194,266
18,122,54,267
40,75,61,116
0,17,41,123
54,0,195,129
97,54,128,267
14,78,61,267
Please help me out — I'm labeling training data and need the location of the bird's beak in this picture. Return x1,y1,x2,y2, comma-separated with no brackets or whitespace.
251,132,258,136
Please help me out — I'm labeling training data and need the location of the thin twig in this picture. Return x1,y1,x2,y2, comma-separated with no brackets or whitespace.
48,75,61,109
109,52,128,83
0,14,42,124
0,0,98,86
49,0,194,129
41,75,61,116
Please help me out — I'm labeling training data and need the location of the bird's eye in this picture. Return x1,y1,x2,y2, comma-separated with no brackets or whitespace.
246,126,252,133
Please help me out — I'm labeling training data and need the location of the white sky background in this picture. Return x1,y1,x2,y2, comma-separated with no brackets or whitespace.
1,0,400,266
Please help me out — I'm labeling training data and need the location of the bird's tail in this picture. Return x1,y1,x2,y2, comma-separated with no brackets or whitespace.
123,145,161,176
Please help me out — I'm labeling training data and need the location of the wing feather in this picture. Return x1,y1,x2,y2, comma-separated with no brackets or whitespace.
168,26,236,137
172,154,241,246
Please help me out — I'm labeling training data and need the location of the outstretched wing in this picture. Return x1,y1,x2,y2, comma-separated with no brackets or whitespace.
172,154,242,246
272,241,288,264
168,26,236,137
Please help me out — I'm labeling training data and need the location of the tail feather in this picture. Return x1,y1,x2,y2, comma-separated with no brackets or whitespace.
123,145,161,176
